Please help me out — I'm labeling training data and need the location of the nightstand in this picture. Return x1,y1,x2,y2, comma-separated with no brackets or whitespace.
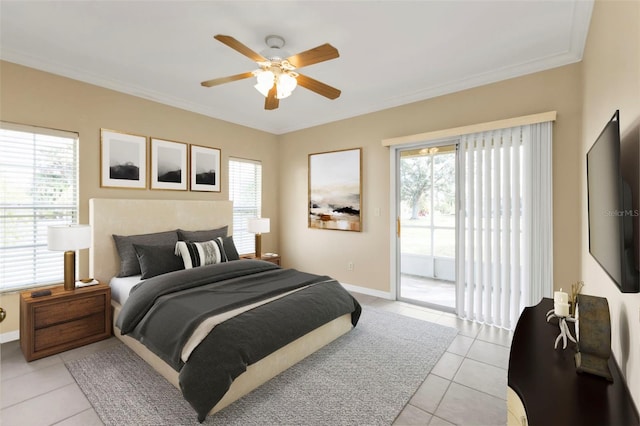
241,253,281,266
20,283,112,361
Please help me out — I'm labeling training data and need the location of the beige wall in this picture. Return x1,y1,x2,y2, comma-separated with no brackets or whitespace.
580,0,640,409
0,61,280,336
279,64,583,294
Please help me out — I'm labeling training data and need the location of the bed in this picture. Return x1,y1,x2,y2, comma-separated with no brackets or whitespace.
88,198,361,422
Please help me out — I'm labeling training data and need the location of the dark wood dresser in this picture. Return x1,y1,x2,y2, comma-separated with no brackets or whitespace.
507,298,639,425
20,283,111,361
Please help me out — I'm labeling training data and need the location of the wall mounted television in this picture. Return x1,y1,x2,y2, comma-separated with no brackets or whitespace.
586,110,639,293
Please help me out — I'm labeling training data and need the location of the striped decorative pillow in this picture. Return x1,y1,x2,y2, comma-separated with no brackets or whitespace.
175,238,227,269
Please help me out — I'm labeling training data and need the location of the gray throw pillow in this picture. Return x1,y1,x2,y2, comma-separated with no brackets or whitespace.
221,236,240,261
113,230,179,277
177,226,228,242
133,243,184,279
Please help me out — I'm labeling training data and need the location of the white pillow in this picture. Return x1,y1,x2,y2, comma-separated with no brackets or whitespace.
175,239,223,269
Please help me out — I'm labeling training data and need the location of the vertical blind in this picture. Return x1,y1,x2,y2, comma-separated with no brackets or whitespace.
0,122,79,292
228,157,262,255
457,122,553,329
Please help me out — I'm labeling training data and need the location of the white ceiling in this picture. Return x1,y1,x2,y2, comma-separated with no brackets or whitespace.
0,1,593,135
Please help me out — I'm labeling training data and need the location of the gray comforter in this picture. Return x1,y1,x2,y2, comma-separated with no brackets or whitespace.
116,259,361,422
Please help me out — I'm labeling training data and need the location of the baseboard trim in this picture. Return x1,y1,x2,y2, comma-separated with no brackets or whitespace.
340,283,393,300
0,330,19,344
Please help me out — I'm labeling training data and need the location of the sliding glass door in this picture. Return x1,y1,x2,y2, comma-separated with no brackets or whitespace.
396,143,457,311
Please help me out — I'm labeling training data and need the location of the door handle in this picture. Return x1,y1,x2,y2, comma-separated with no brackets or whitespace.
397,217,401,238
0,307,5,323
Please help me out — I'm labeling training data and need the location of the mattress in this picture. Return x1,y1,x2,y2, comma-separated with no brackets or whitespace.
109,275,143,305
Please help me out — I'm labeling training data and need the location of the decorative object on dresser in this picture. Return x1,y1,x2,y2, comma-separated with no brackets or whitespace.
308,148,362,232
574,294,613,381
47,224,92,290
569,280,584,315
507,298,639,426
20,283,111,361
100,128,147,189
545,288,576,349
247,217,270,258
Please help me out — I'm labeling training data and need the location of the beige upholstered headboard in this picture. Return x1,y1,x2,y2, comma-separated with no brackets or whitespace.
89,198,233,283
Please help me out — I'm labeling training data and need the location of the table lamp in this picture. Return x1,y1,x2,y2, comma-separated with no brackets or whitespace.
47,224,91,290
247,218,270,259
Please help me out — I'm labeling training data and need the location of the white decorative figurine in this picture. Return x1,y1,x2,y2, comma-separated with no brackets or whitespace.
546,288,576,349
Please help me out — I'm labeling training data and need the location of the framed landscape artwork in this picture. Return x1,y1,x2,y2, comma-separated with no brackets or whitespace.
150,138,187,191
308,148,362,232
100,129,147,189
190,145,221,192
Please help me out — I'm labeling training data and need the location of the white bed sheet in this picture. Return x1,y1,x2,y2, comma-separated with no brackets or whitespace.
109,275,143,305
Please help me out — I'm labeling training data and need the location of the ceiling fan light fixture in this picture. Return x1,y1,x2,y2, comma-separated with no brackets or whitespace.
276,72,298,99
254,69,275,97
204,34,340,109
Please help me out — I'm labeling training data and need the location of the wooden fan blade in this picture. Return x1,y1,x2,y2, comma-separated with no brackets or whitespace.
201,71,254,87
286,43,339,69
264,85,279,110
296,74,341,99
214,35,267,63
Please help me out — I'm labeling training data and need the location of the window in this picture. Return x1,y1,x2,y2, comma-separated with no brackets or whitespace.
0,122,79,292
228,157,262,254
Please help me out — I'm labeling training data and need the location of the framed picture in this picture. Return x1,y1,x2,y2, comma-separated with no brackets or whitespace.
100,129,147,189
190,145,221,192
308,148,362,232
150,138,188,191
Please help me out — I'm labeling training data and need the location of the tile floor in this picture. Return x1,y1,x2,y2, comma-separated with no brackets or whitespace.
0,292,512,426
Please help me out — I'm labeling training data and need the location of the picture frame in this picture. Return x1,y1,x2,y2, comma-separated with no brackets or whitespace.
190,144,221,192
100,129,147,189
150,138,188,191
308,147,362,232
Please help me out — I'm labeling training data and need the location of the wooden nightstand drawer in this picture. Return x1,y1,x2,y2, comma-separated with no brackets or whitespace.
34,313,106,352
20,283,111,361
34,294,106,328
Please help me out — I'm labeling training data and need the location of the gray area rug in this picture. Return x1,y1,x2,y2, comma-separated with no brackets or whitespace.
66,307,457,425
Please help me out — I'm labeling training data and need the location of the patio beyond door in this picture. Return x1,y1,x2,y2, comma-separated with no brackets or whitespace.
397,143,456,311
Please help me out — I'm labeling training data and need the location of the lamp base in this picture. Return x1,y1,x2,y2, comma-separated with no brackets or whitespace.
255,234,262,259
63,250,76,291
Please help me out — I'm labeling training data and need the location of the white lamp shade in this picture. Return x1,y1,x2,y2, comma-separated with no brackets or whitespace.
47,225,92,251
254,70,275,97
276,73,297,99
247,218,270,234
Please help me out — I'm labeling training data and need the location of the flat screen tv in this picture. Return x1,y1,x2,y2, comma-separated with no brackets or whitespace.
586,110,639,293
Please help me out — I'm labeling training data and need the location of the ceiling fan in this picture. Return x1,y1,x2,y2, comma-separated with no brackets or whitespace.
201,34,341,110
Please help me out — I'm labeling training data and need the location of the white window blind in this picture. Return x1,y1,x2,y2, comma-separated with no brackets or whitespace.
228,157,262,254
457,122,553,329
0,122,79,292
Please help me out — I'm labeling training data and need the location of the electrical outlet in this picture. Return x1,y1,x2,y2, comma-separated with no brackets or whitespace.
347,261,354,271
